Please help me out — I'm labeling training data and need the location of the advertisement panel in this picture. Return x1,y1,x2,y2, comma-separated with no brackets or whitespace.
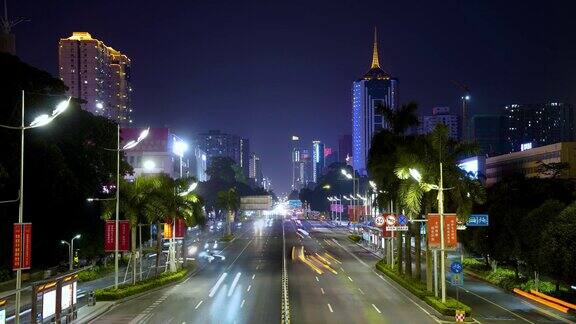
104,220,131,252
427,214,458,250
13,223,32,270
347,205,364,223
240,195,272,211
42,290,56,319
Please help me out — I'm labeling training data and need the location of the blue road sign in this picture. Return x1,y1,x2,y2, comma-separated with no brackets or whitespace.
450,261,463,274
466,214,489,226
398,214,408,226
450,273,464,286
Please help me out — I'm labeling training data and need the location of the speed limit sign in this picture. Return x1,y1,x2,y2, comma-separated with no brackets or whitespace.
375,215,385,227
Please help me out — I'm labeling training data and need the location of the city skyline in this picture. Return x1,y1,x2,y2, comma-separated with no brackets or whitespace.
6,0,576,193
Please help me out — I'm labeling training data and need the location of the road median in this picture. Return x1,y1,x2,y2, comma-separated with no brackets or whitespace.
94,267,189,301
375,260,472,318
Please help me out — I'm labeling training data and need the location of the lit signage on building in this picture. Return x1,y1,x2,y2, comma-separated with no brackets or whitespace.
520,142,532,151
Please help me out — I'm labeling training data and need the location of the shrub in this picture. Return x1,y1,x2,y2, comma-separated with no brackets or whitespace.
348,234,361,243
95,268,189,301
78,265,113,282
219,234,235,242
375,260,471,316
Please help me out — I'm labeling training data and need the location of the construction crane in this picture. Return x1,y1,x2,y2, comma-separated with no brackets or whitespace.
452,80,470,141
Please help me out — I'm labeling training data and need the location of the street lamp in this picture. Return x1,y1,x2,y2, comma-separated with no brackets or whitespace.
172,137,188,178
61,234,81,271
0,92,70,323
100,126,149,289
167,181,199,272
406,164,449,303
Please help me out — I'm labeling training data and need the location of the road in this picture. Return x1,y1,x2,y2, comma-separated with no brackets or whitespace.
92,218,282,324
85,217,575,324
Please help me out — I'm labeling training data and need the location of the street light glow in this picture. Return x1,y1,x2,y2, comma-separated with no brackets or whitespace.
409,168,422,182
29,114,51,127
369,180,377,190
74,234,81,239
143,160,156,170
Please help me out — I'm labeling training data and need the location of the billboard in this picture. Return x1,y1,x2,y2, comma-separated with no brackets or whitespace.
13,223,32,270
240,195,272,211
104,220,131,252
347,205,365,223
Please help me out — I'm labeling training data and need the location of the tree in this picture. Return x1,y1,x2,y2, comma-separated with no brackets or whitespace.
0,53,130,269
102,177,163,283
205,157,237,182
217,188,240,236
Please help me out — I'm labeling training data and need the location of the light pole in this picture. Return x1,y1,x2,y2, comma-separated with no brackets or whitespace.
407,165,449,303
341,169,359,222
168,182,198,272
0,92,70,323
61,234,81,271
172,137,188,178
94,126,149,289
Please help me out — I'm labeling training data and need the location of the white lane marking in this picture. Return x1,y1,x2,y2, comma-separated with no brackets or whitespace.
315,276,319,282
241,299,246,308
225,238,253,271
347,276,353,282
228,272,242,297
252,274,256,280
321,288,325,295
194,300,203,309
209,273,228,297
247,285,252,292
327,303,334,313
372,304,382,314
358,288,365,295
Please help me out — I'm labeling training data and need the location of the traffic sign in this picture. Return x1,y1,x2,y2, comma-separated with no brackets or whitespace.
385,214,396,226
450,273,464,286
385,225,408,231
466,214,489,226
450,261,463,274
397,214,408,226
374,215,385,227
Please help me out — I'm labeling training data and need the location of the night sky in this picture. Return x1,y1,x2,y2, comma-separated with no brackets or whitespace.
9,0,576,194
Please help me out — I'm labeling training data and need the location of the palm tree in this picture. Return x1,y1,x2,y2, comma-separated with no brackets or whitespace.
154,175,205,272
217,188,240,236
394,124,485,288
102,176,163,284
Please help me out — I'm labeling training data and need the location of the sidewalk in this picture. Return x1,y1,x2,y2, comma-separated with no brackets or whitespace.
73,301,115,323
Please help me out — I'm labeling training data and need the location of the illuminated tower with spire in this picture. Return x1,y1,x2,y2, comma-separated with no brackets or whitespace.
352,28,398,175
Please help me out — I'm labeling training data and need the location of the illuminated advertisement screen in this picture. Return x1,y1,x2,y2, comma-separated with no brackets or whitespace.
42,290,56,319
61,284,72,310
458,158,478,179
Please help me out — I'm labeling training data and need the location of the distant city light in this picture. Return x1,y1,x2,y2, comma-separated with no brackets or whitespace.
95,102,104,109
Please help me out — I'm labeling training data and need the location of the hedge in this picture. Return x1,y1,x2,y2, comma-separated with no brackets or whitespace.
78,265,113,282
375,260,471,316
94,268,189,301
219,234,235,242
348,234,361,243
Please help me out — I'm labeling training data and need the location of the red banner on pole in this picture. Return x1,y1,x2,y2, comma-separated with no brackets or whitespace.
13,223,32,271
163,218,186,239
427,213,458,250
104,220,131,252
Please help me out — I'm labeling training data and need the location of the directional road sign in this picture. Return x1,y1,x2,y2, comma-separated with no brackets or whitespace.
450,261,463,274
466,214,489,226
450,273,464,286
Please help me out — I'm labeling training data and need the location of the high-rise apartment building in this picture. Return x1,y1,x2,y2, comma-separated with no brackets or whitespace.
291,136,302,190
312,140,325,183
471,115,506,156
196,130,241,166
58,32,132,123
352,29,398,175
249,153,263,186
240,138,250,178
502,102,576,153
417,107,460,139
338,134,352,163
